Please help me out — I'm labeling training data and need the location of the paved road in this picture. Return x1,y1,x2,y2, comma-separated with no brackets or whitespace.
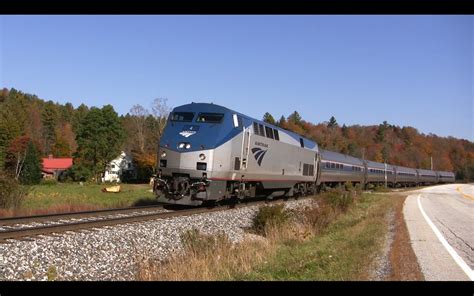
403,184,474,281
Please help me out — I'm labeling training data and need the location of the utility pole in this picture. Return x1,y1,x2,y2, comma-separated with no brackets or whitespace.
430,156,433,170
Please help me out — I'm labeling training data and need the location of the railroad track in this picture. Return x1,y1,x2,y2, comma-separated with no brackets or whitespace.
0,197,310,243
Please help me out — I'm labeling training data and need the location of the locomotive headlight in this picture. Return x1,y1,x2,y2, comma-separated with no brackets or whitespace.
160,151,167,158
199,153,206,160
185,143,191,149
178,143,185,149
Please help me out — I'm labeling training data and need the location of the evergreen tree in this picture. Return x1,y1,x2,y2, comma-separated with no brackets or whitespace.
328,116,338,128
262,112,276,125
75,105,125,182
42,101,58,154
19,141,42,185
277,115,286,127
287,111,302,125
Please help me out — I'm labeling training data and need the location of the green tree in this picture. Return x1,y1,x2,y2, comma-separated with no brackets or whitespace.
287,111,302,125
328,116,338,128
75,105,125,182
19,141,42,185
277,115,286,127
42,101,58,154
262,112,276,125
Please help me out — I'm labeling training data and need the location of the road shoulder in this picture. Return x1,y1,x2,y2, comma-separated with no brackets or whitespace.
403,194,470,281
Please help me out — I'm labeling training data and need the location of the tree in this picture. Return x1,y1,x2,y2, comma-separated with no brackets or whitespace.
262,112,276,125
4,136,31,180
151,97,171,142
287,111,302,126
341,124,348,137
277,115,286,128
19,141,42,185
42,101,58,154
129,104,149,153
75,105,125,182
327,116,338,128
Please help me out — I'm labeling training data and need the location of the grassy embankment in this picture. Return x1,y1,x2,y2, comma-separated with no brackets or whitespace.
0,182,156,217
138,188,407,281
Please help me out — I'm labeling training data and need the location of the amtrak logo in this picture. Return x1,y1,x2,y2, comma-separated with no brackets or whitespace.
252,147,268,166
179,130,196,138
180,125,199,138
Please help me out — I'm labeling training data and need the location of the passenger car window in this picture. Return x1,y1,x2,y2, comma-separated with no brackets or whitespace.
196,113,224,123
170,112,195,122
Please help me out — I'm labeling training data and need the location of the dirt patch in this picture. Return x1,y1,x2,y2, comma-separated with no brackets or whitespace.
388,195,424,280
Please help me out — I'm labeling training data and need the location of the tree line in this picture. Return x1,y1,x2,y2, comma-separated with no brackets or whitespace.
0,87,472,184
0,88,169,184
263,111,474,181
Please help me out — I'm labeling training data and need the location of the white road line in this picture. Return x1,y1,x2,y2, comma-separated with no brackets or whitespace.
417,194,474,281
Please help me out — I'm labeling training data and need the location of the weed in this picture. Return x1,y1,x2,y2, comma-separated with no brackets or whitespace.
252,204,290,235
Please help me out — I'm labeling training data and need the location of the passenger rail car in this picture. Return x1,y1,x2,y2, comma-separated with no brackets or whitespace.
153,103,455,205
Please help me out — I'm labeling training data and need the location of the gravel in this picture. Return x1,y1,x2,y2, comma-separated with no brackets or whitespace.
0,199,313,281
368,209,395,280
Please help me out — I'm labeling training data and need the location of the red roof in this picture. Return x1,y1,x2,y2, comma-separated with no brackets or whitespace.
42,158,73,171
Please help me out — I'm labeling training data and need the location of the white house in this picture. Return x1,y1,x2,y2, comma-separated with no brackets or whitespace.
102,151,136,183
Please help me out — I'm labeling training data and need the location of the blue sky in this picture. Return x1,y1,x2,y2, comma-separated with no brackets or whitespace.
0,15,472,140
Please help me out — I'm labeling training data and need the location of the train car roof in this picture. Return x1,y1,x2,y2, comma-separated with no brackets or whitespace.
417,168,437,175
365,159,387,169
394,165,417,173
437,171,455,176
320,149,364,166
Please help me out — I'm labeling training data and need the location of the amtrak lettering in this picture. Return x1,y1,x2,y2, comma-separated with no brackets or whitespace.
251,147,268,166
254,141,268,148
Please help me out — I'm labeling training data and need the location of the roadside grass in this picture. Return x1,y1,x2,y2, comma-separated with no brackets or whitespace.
239,193,396,280
138,190,400,281
0,183,156,217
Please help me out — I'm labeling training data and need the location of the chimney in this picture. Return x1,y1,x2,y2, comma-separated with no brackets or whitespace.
48,154,53,159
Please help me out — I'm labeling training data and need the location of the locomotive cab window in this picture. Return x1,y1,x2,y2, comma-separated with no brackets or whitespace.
258,124,265,137
265,126,274,139
273,129,280,141
170,112,195,122
196,113,224,123
300,138,304,148
253,122,260,135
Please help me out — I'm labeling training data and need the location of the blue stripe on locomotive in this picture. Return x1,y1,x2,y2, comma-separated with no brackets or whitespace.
159,102,317,152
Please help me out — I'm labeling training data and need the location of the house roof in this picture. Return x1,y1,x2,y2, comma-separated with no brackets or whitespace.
42,158,73,170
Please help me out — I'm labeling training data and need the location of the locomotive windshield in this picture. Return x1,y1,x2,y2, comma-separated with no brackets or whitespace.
170,112,195,122
196,113,224,123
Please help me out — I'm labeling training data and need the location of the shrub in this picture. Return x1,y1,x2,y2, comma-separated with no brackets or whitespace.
300,203,335,234
252,204,290,235
67,164,92,182
324,189,354,212
0,172,27,209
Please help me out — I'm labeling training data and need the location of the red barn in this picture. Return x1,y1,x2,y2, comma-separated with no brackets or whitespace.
42,155,73,179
